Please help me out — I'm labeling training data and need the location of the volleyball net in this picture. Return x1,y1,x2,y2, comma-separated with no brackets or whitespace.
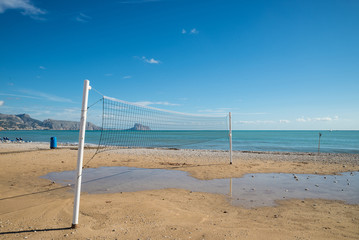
97,95,229,150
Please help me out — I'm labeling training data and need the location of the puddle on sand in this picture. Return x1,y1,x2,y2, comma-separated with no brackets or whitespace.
42,167,359,208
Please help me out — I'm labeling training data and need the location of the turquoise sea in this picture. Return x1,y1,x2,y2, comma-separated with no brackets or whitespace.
0,130,359,154
1,130,358,154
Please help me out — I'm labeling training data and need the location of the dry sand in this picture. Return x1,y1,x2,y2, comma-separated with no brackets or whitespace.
0,142,358,239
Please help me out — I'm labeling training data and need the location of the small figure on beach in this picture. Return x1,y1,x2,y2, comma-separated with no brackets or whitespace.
1,137,25,143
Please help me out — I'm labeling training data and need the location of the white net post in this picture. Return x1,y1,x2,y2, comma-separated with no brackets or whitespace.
229,112,232,164
72,79,91,229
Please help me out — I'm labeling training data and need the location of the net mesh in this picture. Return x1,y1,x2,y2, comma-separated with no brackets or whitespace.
97,96,229,150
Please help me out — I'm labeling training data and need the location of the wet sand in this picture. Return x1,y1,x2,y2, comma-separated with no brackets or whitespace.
0,143,358,239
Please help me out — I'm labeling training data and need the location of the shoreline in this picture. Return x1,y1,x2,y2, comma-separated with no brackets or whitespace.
0,143,358,239
1,140,359,155
2,129,359,154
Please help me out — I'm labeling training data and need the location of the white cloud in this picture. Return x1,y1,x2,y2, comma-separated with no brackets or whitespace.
0,93,41,100
313,117,332,121
296,117,307,122
76,13,91,23
182,28,199,35
39,66,46,70
279,119,290,124
236,120,275,125
257,120,275,124
190,28,199,34
104,73,113,77
198,109,268,117
198,108,231,115
134,101,180,107
296,116,339,122
123,75,132,79
141,56,160,64
19,89,73,103
0,0,46,19
0,100,4,106
237,120,255,124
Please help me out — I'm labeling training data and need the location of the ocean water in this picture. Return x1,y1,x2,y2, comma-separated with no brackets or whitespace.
1,130,358,154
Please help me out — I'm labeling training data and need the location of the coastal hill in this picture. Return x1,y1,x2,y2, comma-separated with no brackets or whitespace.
0,113,101,130
127,123,151,131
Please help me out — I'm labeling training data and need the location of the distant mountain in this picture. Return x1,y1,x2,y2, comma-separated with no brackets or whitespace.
127,123,151,131
0,114,45,130
0,113,101,130
42,119,101,130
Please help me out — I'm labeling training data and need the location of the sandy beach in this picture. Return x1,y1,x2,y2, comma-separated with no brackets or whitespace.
0,142,358,239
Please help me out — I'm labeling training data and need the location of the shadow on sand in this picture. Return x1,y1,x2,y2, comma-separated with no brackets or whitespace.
0,227,72,235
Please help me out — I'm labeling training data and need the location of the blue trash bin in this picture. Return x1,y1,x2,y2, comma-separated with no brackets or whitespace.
50,137,57,149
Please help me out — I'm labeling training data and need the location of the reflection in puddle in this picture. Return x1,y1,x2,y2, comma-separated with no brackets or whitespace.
42,167,359,208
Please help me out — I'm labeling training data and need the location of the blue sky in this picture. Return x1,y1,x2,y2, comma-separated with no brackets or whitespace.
0,0,358,130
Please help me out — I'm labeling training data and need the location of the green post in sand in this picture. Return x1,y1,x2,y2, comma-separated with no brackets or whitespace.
318,132,322,154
